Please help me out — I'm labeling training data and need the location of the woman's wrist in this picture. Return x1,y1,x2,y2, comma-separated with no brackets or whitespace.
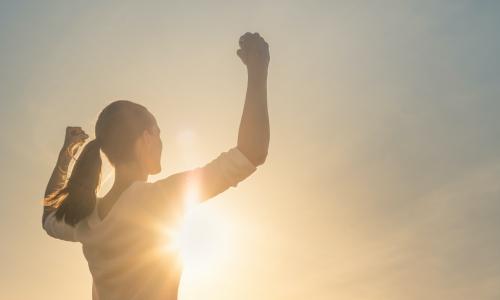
59,145,71,158
58,146,73,169
247,66,268,77
247,67,268,85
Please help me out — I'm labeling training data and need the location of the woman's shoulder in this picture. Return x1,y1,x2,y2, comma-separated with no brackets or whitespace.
120,180,169,209
125,179,187,222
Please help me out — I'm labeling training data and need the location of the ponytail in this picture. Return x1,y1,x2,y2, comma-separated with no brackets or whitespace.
45,139,102,226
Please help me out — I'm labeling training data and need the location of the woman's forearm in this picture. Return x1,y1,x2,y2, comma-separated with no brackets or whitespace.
45,147,72,198
42,147,72,225
237,68,270,166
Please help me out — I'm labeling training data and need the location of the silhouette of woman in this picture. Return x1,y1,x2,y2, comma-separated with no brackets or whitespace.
41,32,270,300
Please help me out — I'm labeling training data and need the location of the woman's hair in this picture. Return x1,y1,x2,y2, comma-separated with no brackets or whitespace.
43,100,157,226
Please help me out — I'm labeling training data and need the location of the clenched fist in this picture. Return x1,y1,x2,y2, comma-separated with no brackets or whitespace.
63,126,89,157
237,32,270,72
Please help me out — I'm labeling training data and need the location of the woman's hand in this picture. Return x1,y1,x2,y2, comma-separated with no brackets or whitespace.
237,32,270,73
62,126,89,158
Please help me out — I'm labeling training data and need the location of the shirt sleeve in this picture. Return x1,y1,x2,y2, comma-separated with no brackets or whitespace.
201,146,258,189
145,146,258,218
43,210,78,242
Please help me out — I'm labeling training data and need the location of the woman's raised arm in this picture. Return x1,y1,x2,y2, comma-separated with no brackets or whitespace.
236,32,270,166
148,33,270,209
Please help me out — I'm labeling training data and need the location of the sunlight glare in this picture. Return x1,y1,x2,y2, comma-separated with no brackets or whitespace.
162,190,234,278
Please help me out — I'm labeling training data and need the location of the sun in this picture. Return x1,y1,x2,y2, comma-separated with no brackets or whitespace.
161,198,235,277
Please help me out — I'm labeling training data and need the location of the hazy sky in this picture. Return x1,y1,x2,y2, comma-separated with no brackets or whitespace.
1,1,500,299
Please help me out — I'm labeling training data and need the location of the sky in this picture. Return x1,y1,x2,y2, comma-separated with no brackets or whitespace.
1,0,500,299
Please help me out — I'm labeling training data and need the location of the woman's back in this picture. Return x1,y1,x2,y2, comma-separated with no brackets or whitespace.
43,146,258,299
77,181,183,300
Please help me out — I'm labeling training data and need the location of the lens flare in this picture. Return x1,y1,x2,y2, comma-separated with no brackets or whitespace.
161,196,234,278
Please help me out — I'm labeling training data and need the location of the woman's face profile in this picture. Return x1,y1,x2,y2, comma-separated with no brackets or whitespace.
135,122,163,175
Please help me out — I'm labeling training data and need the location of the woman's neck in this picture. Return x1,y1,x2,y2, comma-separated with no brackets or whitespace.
98,171,147,220
114,161,148,186
100,162,148,206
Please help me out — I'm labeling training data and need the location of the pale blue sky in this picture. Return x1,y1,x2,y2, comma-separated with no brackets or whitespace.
1,1,499,299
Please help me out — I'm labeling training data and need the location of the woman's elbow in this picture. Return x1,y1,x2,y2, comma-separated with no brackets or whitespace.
237,142,268,166
252,150,268,166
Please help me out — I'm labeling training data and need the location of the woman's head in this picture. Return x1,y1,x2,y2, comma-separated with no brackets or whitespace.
96,100,162,174
44,100,162,226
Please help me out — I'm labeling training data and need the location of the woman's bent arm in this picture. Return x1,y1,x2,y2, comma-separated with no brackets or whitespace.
236,32,270,166
42,127,88,227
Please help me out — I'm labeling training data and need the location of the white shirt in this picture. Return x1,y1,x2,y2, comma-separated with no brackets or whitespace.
43,147,258,300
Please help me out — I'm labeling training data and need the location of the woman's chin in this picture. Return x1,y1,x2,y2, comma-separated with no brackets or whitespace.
150,165,162,175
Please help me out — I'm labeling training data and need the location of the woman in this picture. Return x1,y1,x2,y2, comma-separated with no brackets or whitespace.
41,32,270,300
